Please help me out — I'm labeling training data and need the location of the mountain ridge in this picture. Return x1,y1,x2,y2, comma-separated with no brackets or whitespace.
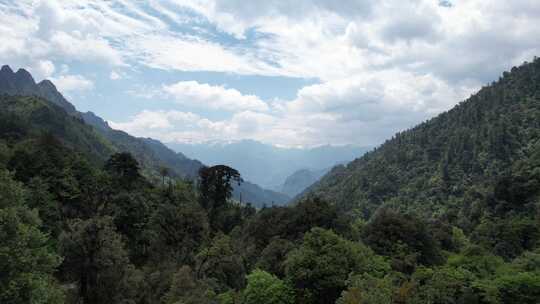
303,58,540,219
0,65,77,114
0,65,289,206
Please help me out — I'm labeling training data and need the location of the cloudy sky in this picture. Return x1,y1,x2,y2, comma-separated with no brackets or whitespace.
1,0,539,147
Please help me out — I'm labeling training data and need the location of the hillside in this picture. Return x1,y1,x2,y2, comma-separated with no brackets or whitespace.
306,58,540,221
0,65,288,206
0,94,113,164
0,64,204,179
280,167,329,197
0,65,77,113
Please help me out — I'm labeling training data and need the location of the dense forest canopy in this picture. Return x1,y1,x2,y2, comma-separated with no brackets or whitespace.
1,59,540,303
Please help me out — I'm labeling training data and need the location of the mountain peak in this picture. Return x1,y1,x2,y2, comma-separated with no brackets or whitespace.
1,65,13,74
0,65,77,113
14,68,35,85
37,79,56,89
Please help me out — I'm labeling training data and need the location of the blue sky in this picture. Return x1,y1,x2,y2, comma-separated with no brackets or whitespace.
1,0,540,147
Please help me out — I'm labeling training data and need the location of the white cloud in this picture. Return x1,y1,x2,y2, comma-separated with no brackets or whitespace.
30,60,56,80
3,0,540,147
49,31,124,65
163,81,269,112
4,0,538,83
125,33,282,76
110,71,121,80
110,70,474,147
49,74,94,92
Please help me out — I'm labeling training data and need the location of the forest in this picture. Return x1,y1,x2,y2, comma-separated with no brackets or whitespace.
1,59,540,304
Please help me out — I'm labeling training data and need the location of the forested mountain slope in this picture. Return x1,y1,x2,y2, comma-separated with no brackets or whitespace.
0,65,200,178
0,95,114,163
0,65,289,206
306,58,540,227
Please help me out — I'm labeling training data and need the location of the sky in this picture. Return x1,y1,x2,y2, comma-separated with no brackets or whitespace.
1,0,540,148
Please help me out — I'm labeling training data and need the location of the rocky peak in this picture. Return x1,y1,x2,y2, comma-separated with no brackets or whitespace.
14,68,36,86
0,64,76,113
1,65,14,74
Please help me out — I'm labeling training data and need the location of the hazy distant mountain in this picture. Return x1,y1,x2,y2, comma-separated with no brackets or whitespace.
170,140,370,190
280,167,330,197
234,181,290,206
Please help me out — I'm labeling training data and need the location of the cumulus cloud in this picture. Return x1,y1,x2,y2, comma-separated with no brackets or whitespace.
30,60,56,80
111,70,474,147
3,0,540,147
4,0,539,83
49,74,94,92
109,110,200,134
162,81,269,112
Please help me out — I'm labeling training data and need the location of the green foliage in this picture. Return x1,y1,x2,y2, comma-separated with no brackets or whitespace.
196,233,246,291
477,272,540,304
59,216,140,304
198,165,243,231
256,238,295,278
241,269,294,304
245,198,342,251
148,188,209,265
0,140,10,166
162,266,216,304
285,228,389,304
0,169,64,304
407,266,478,304
104,152,143,188
337,273,396,304
362,208,443,272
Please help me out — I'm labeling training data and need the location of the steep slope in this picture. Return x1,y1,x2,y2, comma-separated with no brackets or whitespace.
305,58,540,219
0,65,288,206
0,65,201,179
172,140,369,189
0,65,76,113
0,94,114,164
281,167,329,197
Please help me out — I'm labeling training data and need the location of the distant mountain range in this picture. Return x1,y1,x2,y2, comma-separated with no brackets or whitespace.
0,65,289,206
170,141,369,190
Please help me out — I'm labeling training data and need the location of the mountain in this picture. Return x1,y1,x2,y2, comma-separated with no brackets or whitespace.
0,94,114,165
280,167,330,197
0,65,76,113
234,181,290,206
171,140,369,190
304,58,540,220
0,65,201,179
0,65,286,207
